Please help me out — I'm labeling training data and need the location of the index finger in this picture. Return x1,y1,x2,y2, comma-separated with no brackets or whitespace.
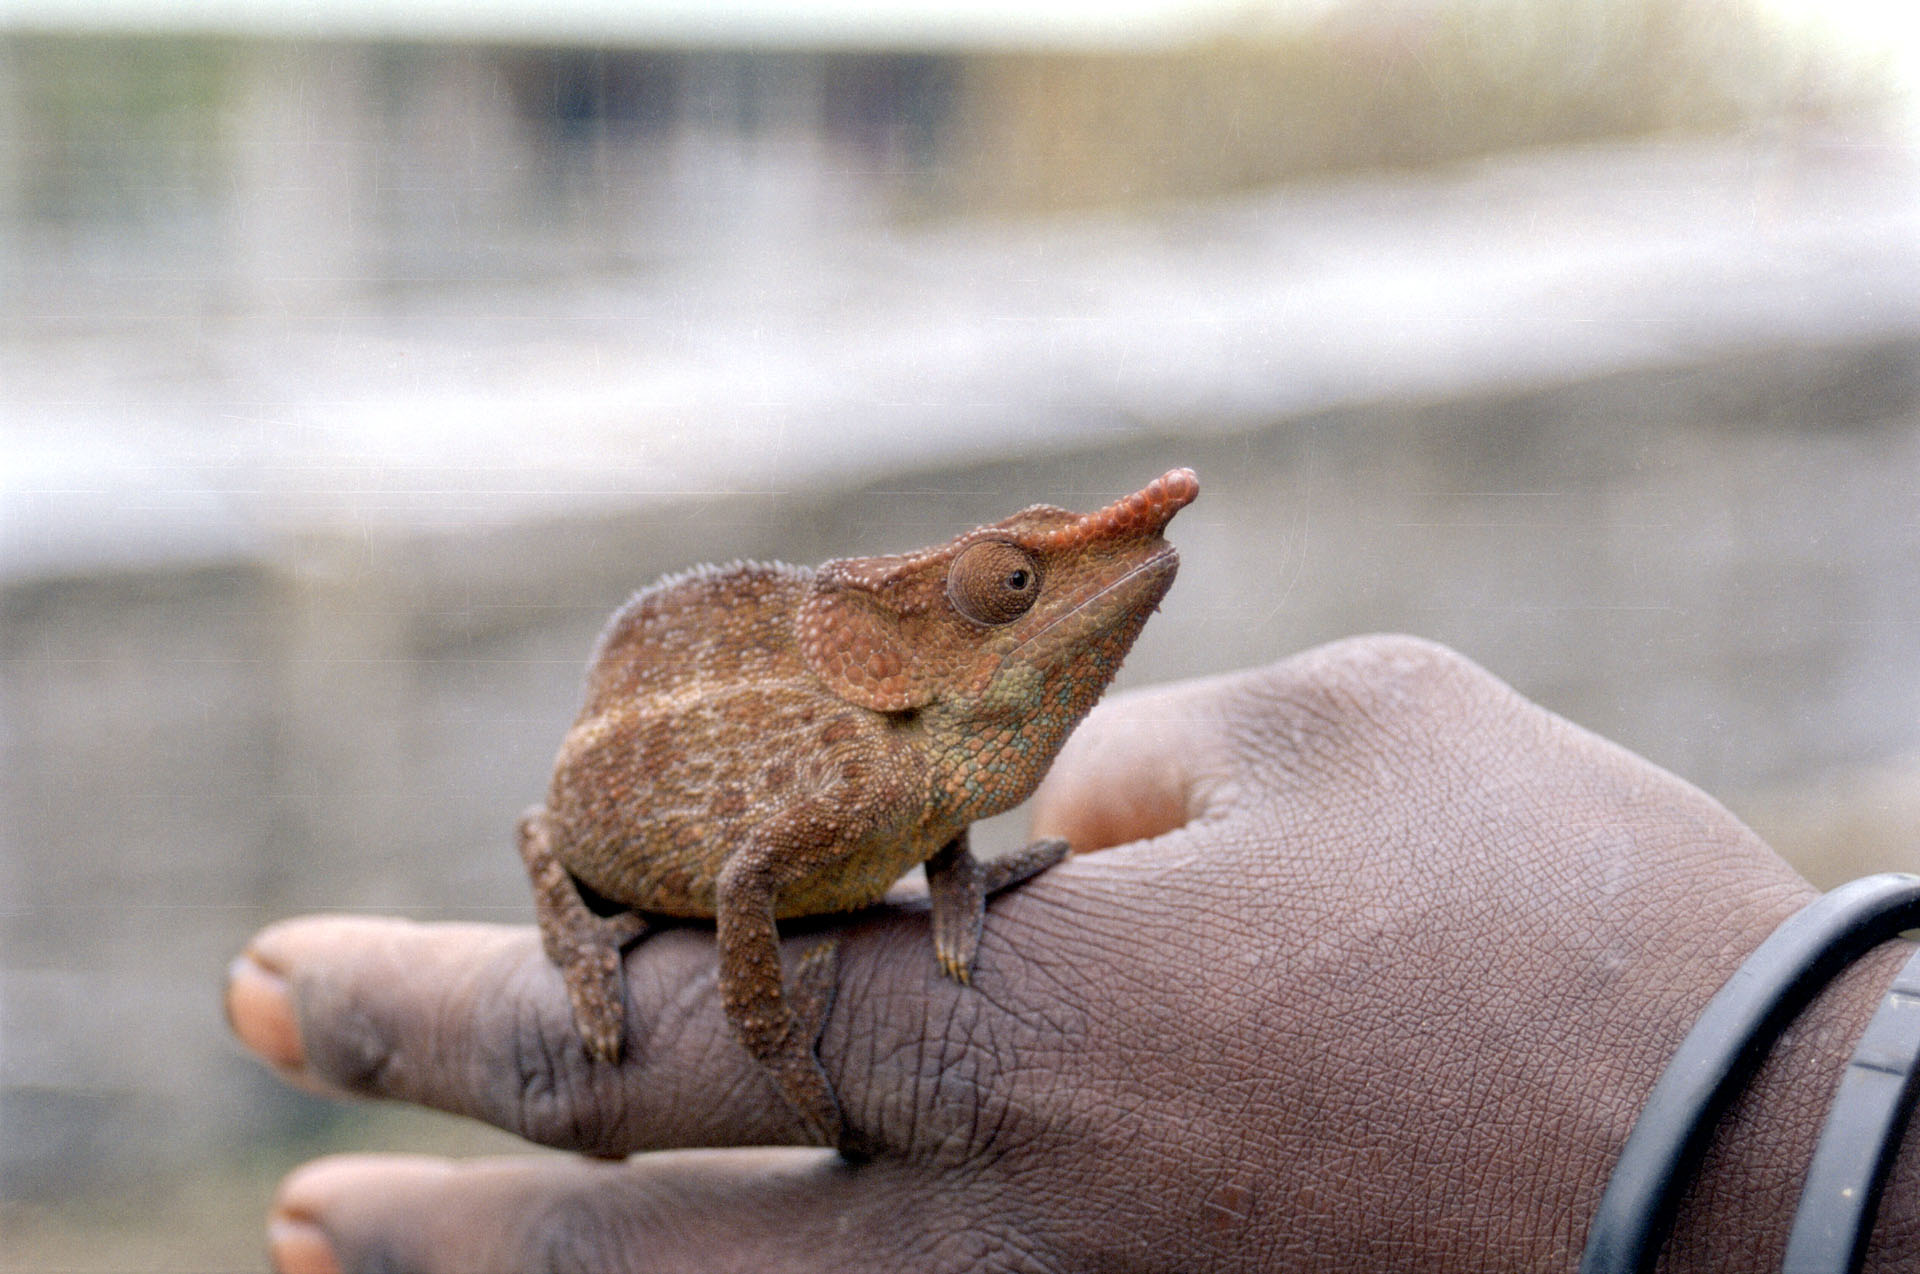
224,871,1097,1164
227,915,817,1156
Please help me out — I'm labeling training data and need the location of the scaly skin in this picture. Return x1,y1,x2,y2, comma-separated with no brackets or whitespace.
518,467,1198,1147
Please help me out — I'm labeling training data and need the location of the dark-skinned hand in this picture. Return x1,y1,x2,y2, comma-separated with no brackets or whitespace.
227,636,1920,1273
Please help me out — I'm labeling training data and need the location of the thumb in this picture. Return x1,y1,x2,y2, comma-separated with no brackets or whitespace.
1028,670,1250,853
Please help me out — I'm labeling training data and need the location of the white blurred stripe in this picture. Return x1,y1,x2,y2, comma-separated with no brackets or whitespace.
0,0,1303,49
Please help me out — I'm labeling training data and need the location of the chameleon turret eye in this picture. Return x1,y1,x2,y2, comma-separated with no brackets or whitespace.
946,540,1041,625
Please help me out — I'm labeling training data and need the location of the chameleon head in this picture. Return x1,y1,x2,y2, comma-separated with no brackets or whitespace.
797,468,1197,796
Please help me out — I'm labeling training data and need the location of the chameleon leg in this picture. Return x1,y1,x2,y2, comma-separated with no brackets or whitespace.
925,831,1070,983
715,850,847,1148
788,938,842,1058
517,806,649,1063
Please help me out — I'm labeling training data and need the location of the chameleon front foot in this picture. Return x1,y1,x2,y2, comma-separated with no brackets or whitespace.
926,833,1070,983
979,837,1070,894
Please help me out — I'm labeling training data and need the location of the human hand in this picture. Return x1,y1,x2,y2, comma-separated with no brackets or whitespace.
229,636,1919,1272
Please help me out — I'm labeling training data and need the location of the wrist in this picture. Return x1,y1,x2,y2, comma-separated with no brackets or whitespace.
1637,936,1920,1272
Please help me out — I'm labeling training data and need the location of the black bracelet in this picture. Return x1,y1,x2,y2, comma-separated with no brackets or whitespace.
1781,941,1920,1274
1580,873,1920,1274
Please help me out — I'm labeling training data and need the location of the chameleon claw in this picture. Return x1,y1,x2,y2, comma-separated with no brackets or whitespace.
935,951,972,985
558,939,630,1065
573,992,624,1064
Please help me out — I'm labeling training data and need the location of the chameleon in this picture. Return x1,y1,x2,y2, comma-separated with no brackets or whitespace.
517,467,1198,1147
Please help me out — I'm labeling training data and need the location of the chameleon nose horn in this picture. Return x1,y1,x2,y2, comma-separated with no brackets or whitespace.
1044,467,1199,548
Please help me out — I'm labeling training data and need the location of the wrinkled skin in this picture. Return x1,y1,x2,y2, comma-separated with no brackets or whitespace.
230,637,1920,1273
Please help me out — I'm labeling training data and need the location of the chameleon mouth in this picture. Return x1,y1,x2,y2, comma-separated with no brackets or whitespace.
1009,542,1179,659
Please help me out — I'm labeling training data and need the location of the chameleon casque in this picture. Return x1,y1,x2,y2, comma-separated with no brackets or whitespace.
517,467,1198,1147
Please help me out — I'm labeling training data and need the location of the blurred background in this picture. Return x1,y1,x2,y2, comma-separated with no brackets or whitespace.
4,0,1919,1266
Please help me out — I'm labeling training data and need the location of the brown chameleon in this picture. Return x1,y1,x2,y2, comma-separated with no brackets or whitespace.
517,467,1198,1147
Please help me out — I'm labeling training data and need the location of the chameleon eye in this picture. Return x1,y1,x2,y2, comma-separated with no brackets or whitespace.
947,541,1041,625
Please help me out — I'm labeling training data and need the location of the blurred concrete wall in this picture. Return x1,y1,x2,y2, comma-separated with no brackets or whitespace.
6,336,1919,1198
1,22,1916,1216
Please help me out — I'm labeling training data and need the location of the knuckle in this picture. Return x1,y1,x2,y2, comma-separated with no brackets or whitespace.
1209,636,1535,806
1305,633,1490,703
522,1193,638,1274
1275,634,1516,745
482,967,621,1153
297,978,397,1096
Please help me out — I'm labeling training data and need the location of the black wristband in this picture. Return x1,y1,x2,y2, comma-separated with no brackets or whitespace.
1781,942,1920,1274
1580,873,1920,1274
